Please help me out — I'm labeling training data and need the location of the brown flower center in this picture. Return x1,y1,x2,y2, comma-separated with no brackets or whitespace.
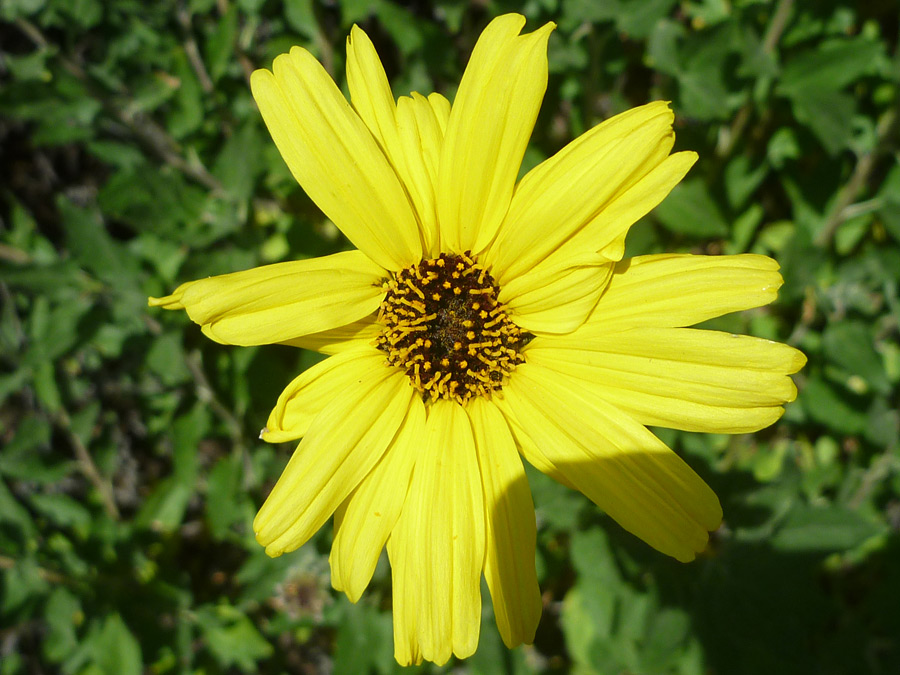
376,251,528,405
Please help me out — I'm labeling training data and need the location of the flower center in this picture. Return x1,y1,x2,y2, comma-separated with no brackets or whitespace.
376,251,528,405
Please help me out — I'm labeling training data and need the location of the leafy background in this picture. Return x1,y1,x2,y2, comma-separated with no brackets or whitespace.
1,0,899,673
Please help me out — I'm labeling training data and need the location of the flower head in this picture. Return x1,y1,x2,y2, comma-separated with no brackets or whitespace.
150,14,805,666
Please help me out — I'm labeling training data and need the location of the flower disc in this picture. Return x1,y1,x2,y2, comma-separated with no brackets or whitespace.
376,252,527,404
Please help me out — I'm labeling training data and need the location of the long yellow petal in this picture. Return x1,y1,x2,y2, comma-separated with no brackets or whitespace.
437,15,554,254
493,397,577,490
387,400,485,665
487,101,676,282
253,366,414,556
504,362,722,562
346,25,400,157
501,252,613,334
573,151,697,263
528,328,806,433
468,398,541,648
346,27,436,251
428,92,451,133
149,251,385,346
330,396,425,601
278,315,382,354
387,532,422,666
396,93,445,254
251,51,421,270
261,346,387,443
586,254,784,332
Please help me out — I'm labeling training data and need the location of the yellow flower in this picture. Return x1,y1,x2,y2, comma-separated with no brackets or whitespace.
150,14,805,666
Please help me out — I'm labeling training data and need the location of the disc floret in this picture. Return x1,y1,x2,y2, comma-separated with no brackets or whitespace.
376,251,527,404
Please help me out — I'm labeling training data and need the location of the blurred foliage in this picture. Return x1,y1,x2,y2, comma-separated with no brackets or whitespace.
1,0,899,673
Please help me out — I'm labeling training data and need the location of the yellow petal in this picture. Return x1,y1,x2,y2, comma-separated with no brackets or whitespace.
387,399,485,665
346,25,400,157
330,396,425,601
487,101,677,282
493,396,577,490
504,362,722,562
396,93,446,254
437,15,554,254
501,252,613,334
387,533,423,666
253,365,414,556
587,254,784,332
261,346,386,443
279,314,381,354
468,398,541,648
346,27,436,251
147,291,185,310
428,92,451,133
528,328,807,433
251,52,421,270
157,251,385,346
580,151,697,263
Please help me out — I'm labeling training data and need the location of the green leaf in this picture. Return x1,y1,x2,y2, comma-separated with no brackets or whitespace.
24,295,92,367
568,529,620,634
646,19,684,76
789,89,856,155
1,557,50,613
59,196,137,288
778,36,885,97
377,2,424,56
167,50,205,139
196,605,274,671
526,463,584,532
29,493,92,533
0,415,51,471
0,0,45,20
726,203,764,254
284,0,317,38
212,121,265,203
562,0,679,39
724,154,769,210
91,614,142,675
145,331,192,386
877,165,900,243
338,0,376,26
0,260,88,294
134,478,194,533
652,178,729,237
206,456,243,539
677,68,735,120
801,376,868,436
823,320,892,395
4,48,53,82
98,164,206,238
332,599,394,675
205,3,238,82
32,359,62,413
59,0,102,28
771,504,886,552
0,478,37,537
86,140,146,170
767,126,801,168
43,587,82,664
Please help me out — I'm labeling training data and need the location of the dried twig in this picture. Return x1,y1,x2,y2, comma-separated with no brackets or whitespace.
54,409,121,521
715,0,795,159
816,106,900,247
177,2,215,94
0,555,67,584
14,17,224,194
